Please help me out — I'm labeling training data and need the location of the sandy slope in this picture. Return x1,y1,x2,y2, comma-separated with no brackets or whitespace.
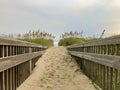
17,47,96,90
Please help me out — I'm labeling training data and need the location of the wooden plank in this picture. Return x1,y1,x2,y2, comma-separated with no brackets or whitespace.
2,71,5,90
103,65,105,90
0,72,2,90
2,45,5,58
6,70,9,90
114,69,118,90
69,51,120,70
0,51,45,72
110,68,113,90
10,68,13,90
67,35,120,48
107,67,110,90
12,67,15,90
0,37,43,47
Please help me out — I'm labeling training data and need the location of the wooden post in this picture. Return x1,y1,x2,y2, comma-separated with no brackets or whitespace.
6,69,9,90
115,44,118,55
13,46,15,55
16,46,18,55
96,63,99,85
23,47,25,54
0,72,2,90
2,45,5,57
103,65,105,90
6,45,8,57
15,66,18,87
10,68,13,90
98,64,100,87
2,71,5,90
12,67,15,90
29,47,32,73
110,68,113,90
9,46,11,55
117,70,120,90
114,69,118,90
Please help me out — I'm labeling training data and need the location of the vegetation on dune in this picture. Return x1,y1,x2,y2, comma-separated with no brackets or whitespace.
18,30,55,46
58,31,98,46
1,30,55,46
21,38,53,46
1,30,100,46
58,37,98,46
58,37,85,46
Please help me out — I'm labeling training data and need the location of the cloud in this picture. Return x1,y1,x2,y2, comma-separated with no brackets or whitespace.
21,0,98,7
0,0,120,39
107,0,120,8
19,0,101,14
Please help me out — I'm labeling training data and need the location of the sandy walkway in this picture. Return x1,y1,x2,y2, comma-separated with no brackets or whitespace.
17,47,97,90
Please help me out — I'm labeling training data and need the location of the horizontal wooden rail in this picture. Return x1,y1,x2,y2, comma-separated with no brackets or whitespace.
0,37,42,47
67,35,120,48
0,51,45,72
69,51,120,70
67,35,120,90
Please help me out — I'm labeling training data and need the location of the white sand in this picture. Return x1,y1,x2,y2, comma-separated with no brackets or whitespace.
17,47,97,90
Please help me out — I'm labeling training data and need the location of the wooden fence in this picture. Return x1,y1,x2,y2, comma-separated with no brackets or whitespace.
0,37,46,90
67,35,120,90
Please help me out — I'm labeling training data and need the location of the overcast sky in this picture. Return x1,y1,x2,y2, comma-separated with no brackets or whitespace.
0,0,120,40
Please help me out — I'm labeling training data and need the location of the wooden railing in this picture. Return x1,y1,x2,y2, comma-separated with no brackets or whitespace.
0,37,46,90
67,35,120,90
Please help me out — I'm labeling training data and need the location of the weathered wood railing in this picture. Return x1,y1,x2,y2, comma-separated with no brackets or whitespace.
0,37,46,90
67,35,120,90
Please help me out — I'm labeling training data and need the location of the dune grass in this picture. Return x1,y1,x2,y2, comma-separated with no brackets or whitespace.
20,38,53,47
58,37,98,46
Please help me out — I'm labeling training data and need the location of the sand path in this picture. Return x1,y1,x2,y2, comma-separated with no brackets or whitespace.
17,47,97,90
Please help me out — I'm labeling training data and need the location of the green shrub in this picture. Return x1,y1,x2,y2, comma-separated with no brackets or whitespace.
20,38,53,47
58,37,85,46
58,37,98,46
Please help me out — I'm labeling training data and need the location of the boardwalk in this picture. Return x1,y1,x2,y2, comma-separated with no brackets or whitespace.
17,47,96,90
